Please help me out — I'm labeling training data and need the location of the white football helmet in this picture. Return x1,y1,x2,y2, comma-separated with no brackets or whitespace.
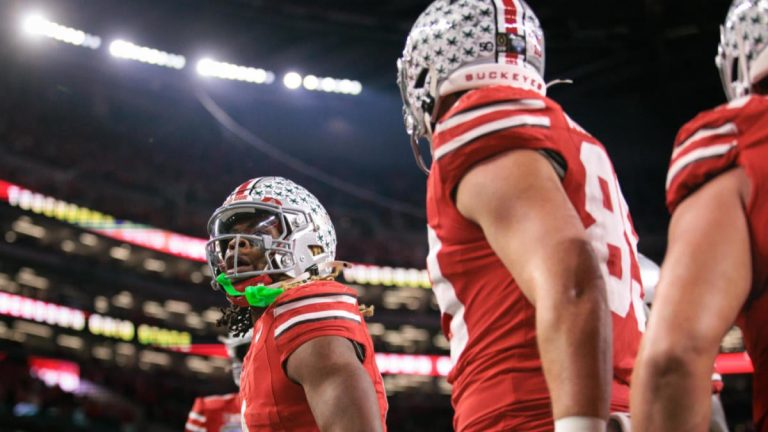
206,177,337,298
397,0,546,173
716,0,768,100
220,329,253,386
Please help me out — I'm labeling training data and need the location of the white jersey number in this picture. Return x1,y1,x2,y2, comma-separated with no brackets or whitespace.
580,142,646,331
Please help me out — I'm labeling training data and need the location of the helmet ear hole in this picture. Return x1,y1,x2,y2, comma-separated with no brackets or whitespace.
731,57,741,84
414,68,429,89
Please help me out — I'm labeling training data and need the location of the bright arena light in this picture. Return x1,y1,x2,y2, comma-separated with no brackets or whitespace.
283,72,303,90
338,79,363,95
109,39,186,70
321,77,336,92
301,74,362,95
302,75,319,90
18,15,361,96
21,14,101,49
196,58,274,84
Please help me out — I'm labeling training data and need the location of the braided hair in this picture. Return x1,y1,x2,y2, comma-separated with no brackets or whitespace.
217,304,253,338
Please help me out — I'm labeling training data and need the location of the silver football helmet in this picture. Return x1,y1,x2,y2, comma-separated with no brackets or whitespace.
206,177,337,295
716,0,768,100
397,0,546,173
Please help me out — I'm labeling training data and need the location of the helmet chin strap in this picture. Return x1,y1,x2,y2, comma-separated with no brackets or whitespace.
410,65,440,176
425,64,440,132
420,112,435,175
546,78,573,89
409,134,431,175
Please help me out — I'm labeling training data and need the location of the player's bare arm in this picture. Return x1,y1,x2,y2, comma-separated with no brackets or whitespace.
286,335,384,432
456,148,612,422
631,167,752,432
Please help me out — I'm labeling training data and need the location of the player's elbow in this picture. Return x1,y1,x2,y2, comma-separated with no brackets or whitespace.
569,238,607,298
533,237,609,328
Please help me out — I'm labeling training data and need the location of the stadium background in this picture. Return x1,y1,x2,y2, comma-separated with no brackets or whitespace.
0,0,756,430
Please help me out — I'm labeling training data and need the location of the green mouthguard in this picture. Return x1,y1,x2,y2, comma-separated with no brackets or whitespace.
216,273,285,307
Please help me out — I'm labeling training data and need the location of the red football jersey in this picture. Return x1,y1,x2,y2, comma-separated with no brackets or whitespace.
185,393,242,432
427,85,646,431
667,94,768,431
239,280,388,431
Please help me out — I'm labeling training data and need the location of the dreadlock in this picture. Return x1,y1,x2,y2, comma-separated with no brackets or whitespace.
217,304,253,337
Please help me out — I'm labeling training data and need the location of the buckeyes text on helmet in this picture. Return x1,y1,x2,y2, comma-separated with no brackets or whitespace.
205,176,337,293
397,0,546,172
717,0,768,100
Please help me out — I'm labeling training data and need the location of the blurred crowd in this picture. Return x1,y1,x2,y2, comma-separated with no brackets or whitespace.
0,347,233,432
0,60,428,269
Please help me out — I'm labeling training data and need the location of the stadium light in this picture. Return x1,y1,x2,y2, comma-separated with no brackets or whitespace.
21,14,101,49
189,271,204,284
12,217,46,239
17,16,365,96
196,58,274,84
338,79,363,95
109,39,186,70
302,74,319,90
283,72,303,89
143,258,167,273
300,74,362,95
321,77,336,92
109,245,131,261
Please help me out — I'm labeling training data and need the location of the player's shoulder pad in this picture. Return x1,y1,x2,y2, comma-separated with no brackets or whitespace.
431,86,565,174
665,98,750,212
674,95,760,146
271,281,362,340
274,280,357,306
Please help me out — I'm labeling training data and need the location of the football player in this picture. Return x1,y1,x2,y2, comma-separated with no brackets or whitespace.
397,1,646,431
631,0,768,431
206,176,388,431
185,331,251,432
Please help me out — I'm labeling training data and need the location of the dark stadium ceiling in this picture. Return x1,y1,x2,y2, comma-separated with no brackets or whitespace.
2,0,733,91
0,0,735,260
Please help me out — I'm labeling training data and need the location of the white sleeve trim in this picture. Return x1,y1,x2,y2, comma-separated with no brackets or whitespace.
187,411,205,422
435,99,546,133
274,310,361,338
434,115,551,162
666,142,737,190
185,422,207,432
672,122,737,159
273,294,357,317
